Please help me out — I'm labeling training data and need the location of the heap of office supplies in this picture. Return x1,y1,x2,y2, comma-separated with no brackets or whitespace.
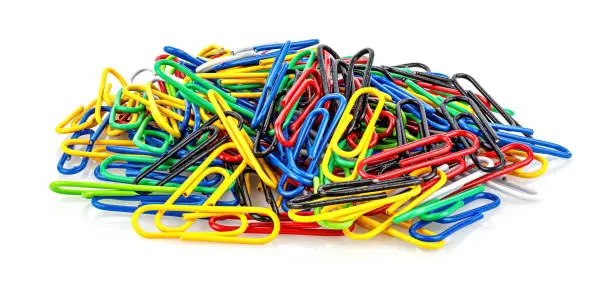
51,40,571,248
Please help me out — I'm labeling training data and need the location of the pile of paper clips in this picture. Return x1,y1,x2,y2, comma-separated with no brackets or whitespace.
51,39,571,248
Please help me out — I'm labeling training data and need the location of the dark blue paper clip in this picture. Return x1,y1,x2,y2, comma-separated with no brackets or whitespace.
163,46,204,70
176,93,192,134
276,109,330,197
276,94,348,198
457,118,571,158
104,145,165,157
57,129,95,174
253,39,319,53
91,195,207,216
91,189,240,216
57,106,111,174
409,192,501,242
252,41,292,128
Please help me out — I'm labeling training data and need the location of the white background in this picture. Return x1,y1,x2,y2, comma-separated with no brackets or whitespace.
1,0,611,284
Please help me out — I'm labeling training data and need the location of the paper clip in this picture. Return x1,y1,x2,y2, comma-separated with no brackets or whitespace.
409,192,501,242
321,87,392,182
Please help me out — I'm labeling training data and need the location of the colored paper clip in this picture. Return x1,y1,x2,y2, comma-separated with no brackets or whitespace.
341,169,448,241
132,204,280,245
452,73,522,128
252,89,284,158
357,130,480,180
57,129,95,174
322,87,392,182
274,67,323,147
276,94,347,198
98,155,223,192
207,90,278,187
55,99,98,134
456,117,571,158
409,192,501,242
92,195,207,216
393,185,486,224
234,167,280,221
287,176,423,209
209,212,348,236
475,150,547,200
450,143,535,196
252,41,292,129
49,180,178,198
131,114,234,185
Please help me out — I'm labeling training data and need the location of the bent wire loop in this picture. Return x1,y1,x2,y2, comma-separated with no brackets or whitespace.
439,96,507,173
409,192,501,242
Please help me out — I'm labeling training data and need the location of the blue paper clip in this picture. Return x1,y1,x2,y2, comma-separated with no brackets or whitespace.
409,192,501,242
91,195,207,216
57,106,111,174
276,94,348,198
252,39,319,53
252,41,292,128
57,129,95,174
163,46,205,70
176,93,192,134
457,117,571,158
94,156,222,189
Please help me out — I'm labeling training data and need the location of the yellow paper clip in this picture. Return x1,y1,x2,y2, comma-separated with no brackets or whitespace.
321,87,392,182
207,90,278,187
